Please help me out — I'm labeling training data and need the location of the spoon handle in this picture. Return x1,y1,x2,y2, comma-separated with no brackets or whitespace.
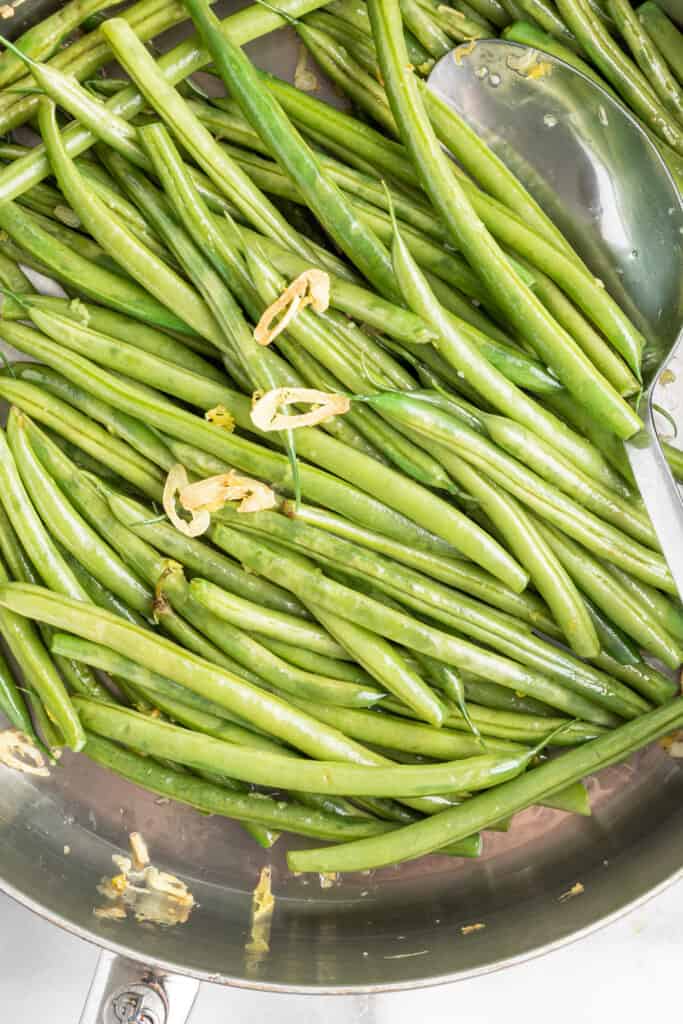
626,394,683,601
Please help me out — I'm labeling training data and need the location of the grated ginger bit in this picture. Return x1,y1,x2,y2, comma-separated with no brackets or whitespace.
251,387,350,433
319,871,339,889
454,39,477,63
527,60,552,80
253,269,330,347
559,881,584,902
0,6,15,17
94,905,127,921
0,729,49,777
205,404,235,431
129,831,150,871
246,866,275,957
461,922,485,936
660,369,676,386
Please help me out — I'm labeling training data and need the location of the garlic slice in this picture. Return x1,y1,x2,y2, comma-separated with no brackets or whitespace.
251,387,350,432
163,464,210,538
253,270,330,346
0,729,49,777
180,470,277,515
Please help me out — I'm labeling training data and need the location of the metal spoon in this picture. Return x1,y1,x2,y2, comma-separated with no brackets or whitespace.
428,40,683,597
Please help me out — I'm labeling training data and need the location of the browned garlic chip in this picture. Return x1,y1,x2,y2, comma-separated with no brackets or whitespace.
253,269,330,346
0,730,49,777
251,387,351,432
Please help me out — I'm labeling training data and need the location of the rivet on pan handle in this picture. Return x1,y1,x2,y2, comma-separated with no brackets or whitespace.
79,950,199,1024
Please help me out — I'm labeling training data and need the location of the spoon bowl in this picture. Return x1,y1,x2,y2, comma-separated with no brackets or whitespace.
428,39,683,593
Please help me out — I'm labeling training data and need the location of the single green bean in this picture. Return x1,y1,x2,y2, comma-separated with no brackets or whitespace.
74,697,551,796
0,638,38,739
84,733,400,842
637,3,683,86
287,698,683,871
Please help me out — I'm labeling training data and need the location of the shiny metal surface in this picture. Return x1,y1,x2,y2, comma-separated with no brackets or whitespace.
428,39,683,596
80,951,199,1024
1,2,683,999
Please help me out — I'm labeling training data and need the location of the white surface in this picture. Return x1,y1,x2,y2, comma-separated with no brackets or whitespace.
1,881,681,1022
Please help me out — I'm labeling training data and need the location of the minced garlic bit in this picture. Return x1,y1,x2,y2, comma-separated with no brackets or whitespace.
180,469,276,516
68,297,90,325
253,269,330,347
453,39,477,63
0,729,49,777
251,387,350,432
294,42,318,92
461,922,486,936
526,60,552,80
246,865,275,957
205,404,235,431
319,871,339,889
129,831,150,871
559,881,584,902
95,847,195,926
163,464,210,538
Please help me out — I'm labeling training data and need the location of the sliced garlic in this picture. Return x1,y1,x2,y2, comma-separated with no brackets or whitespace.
251,387,350,432
253,269,330,346
163,464,210,538
0,729,49,777
180,470,277,515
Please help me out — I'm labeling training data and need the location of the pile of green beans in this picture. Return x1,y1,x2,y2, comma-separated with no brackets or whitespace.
0,0,679,875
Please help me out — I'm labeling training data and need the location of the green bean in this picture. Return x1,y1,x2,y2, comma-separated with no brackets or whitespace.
51,634,289,753
637,3,683,86
289,698,524,756
9,411,153,617
420,0,489,39
664,441,683,483
419,443,600,657
38,100,223,347
257,638,372,685
282,500,557,632
209,522,625,724
84,733,400,842
74,696,554,796
153,560,386,709
591,651,678,704
0,202,192,334
0,0,333,202
463,678,558,717
0,638,38,740
363,391,673,592
510,0,578,43
435,702,605,745
399,0,454,56
11,356,175,475
605,563,683,645
0,0,113,88
383,217,628,494
302,600,446,727
556,0,683,153
304,10,379,71
0,568,84,751
104,490,309,619
0,495,108,704
607,0,683,121
327,0,435,64
189,578,349,659
0,318,510,562
232,506,648,720
0,0,182,135
59,549,149,630
483,415,653,541
0,371,163,500
287,698,683,871
535,518,681,670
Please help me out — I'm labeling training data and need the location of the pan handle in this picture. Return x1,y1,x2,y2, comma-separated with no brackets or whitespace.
79,949,200,1024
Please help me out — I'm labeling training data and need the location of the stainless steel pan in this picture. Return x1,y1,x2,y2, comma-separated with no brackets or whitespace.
1,3,683,1019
